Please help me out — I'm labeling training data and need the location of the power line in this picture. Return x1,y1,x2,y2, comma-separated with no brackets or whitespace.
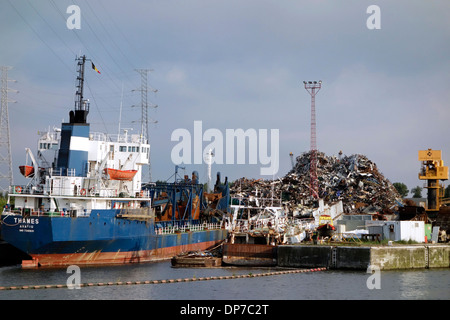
47,0,127,95
6,0,74,75
26,0,77,58
83,0,137,71
97,0,146,66
45,0,142,136
71,0,136,91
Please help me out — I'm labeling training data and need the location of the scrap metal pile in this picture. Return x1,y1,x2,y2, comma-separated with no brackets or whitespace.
230,151,402,215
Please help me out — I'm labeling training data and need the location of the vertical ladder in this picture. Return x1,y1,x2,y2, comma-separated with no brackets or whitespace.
331,247,337,269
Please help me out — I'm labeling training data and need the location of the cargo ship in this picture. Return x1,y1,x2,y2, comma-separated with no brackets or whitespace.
0,56,229,268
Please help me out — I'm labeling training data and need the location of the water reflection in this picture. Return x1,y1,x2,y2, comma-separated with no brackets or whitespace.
397,270,429,299
0,262,448,300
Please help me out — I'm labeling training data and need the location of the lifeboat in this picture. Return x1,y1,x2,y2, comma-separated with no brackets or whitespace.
104,168,137,181
19,165,35,178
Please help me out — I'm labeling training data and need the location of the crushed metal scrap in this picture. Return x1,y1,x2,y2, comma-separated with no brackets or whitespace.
230,151,402,216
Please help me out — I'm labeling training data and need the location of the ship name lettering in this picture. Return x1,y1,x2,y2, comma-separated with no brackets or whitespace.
14,217,39,225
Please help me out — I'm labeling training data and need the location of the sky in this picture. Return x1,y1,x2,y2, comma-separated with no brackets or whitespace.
0,0,449,196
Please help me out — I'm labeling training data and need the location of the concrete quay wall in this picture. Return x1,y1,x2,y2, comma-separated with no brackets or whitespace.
277,245,450,270
277,245,333,269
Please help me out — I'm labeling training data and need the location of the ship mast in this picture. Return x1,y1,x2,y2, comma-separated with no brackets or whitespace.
72,55,90,124
57,55,92,176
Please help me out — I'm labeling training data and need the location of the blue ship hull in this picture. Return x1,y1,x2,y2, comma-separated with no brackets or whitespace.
1,210,227,267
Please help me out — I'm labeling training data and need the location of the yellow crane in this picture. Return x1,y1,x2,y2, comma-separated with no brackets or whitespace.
418,149,449,213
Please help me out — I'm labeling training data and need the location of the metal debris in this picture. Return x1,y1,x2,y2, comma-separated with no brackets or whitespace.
230,151,402,215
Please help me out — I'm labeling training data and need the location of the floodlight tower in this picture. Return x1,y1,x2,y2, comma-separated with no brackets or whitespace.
303,80,322,199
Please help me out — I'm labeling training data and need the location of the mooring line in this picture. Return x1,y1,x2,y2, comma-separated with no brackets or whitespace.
0,267,327,290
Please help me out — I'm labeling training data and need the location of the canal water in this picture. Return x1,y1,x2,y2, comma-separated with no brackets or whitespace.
0,261,448,301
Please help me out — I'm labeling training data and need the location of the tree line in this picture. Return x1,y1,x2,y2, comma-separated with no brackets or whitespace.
393,182,450,199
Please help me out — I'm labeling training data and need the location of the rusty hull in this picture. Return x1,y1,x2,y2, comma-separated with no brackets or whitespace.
222,243,277,267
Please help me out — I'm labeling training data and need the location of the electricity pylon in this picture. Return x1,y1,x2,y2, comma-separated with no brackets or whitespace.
0,66,17,192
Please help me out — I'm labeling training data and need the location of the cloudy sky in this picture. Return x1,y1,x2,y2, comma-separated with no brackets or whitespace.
0,0,449,195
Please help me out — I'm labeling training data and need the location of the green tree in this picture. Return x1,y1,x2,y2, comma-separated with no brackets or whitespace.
393,182,409,198
411,186,422,198
0,195,7,208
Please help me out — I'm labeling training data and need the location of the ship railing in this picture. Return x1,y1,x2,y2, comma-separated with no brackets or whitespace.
90,132,147,144
56,209,91,217
10,185,30,195
1,206,91,217
231,218,276,233
49,168,77,177
10,185,48,196
89,132,108,142
34,209,91,217
154,222,222,234
45,187,144,198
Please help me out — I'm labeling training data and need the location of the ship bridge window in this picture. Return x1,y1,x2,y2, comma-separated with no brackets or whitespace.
120,145,144,153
